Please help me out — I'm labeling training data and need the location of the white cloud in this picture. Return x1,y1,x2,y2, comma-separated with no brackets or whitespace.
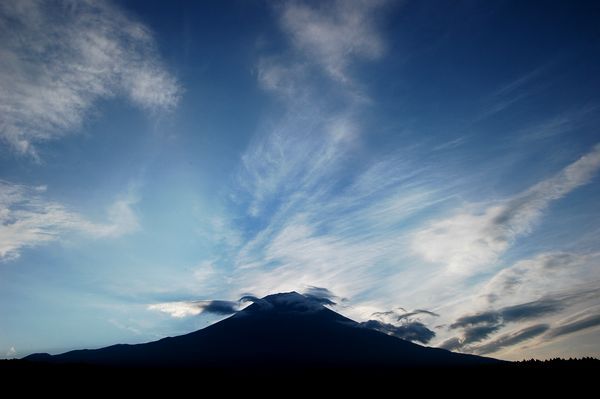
412,145,600,274
147,301,203,318
279,0,387,83
0,180,139,261
5,346,16,359
0,0,180,157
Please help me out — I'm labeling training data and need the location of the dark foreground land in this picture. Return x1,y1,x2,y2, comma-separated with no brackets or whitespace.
2,356,598,372
1,357,598,390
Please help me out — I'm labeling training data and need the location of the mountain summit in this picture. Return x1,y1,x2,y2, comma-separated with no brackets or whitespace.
25,292,500,368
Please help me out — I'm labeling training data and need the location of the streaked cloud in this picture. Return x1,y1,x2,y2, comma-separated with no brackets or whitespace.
444,299,563,350
412,145,600,274
0,0,180,157
450,300,563,330
475,324,550,355
0,180,139,261
546,313,600,340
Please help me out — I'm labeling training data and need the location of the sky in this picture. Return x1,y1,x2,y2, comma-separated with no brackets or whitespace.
1,0,599,361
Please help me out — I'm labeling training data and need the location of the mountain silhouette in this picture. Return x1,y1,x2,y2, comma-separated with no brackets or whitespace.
25,292,501,369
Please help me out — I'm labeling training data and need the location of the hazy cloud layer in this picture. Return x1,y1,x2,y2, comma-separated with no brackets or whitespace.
0,0,180,157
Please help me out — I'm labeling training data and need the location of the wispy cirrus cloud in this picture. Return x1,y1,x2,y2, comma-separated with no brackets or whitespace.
412,145,600,274
0,180,139,261
222,0,431,300
0,0,180,157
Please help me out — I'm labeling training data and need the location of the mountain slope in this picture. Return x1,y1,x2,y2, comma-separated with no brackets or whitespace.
25,292,501,368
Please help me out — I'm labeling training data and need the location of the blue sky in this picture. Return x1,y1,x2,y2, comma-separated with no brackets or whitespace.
1,0,599,360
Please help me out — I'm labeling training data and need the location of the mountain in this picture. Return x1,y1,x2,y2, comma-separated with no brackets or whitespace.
24,292,501,369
